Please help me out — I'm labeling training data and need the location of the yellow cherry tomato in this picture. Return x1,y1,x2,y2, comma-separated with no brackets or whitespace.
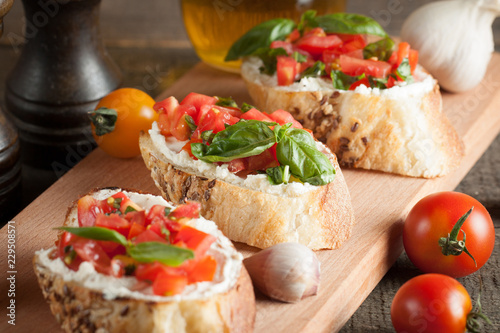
90,88,157,158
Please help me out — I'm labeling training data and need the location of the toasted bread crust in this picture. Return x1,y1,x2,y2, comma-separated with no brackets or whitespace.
33,256,255,333
139,133,355,250
242,62,464,178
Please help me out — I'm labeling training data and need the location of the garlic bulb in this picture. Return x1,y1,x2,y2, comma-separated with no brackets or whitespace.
243,242,320,303
401,0,500,93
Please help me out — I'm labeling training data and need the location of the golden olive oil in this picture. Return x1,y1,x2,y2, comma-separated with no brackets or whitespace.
181,0,346,72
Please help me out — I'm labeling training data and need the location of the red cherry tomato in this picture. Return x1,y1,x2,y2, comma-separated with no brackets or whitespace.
403,192,495,277
391,274,472,333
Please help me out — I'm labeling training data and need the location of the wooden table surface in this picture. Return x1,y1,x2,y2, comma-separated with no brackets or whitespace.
0,1,499,332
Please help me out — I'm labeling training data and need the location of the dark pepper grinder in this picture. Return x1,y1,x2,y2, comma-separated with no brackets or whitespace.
0,0,22,224
5,0,121,171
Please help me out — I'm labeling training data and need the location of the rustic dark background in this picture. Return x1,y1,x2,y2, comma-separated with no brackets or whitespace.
0,0,498,332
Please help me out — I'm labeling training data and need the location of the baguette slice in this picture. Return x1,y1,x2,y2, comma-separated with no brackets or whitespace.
241,57,465,178
139,128,355,250
33,188,255,333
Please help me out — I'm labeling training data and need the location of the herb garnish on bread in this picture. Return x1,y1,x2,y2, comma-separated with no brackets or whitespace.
139,93,355,250
227,11,464,178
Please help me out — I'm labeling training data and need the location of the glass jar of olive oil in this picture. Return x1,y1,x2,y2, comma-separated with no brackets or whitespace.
181,0,346,73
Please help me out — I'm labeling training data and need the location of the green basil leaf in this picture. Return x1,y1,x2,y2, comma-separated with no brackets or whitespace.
363,37,395,61
252,47,289,75
331,70,362,90
273,123,292,143
128,242,194,267
201,130,215,144
185,115,197,133
313,13,388,37
225,18,296,61
240,102,257,113
266,165,290,185
276,128,335,185
191,120,277,163
292,51,307,63
297,9,317,33
215,96,238,108
368,76,388,89
301,61,325,79
396,58,414,83
57,227,128,247
164,207,172,216
124,206,136,214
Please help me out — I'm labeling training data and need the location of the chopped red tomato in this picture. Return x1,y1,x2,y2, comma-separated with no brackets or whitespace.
72,239,112,275
241,108,274,122
181,137,203,158
124,210,146,226
349,77,370,90
77,195,114,227
228,158,247,173
296,34,342,56
386,76,396,88
153,271,188,296
396,42,410,66
409,49,418,73
133,229,169,244
303,27,327,37
128,222,146,240
270,40,293,55
340,55,391,78
110,255,137,278
247,149,279,172
174,225,216,258
118,197,143,214
285,28,300,43
276,56,298,86
267,109,303,129
169,202,201,220
180,92,216,112
186,255,217,284
95,213,130,237
170,104,197,141
135,262,183,282
154,96,179,137
335,33,367,46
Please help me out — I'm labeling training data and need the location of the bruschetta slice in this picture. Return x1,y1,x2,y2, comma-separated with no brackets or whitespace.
139,93,355,250
33,188,255,333
227,11,464,178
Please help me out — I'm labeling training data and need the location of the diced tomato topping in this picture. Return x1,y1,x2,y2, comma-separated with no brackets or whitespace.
153,271,188,296
135,262,183,282
146,205,170,226
396,42,410,66
124,210,146,226
95,213,130,237
386,76,396,88
240,108,274,122
133,229,169,244
340,55,391,78
128,222,146,240
247,149,279,172
77,195,113,227
276,56,298,86
270,40,293,55
173,225,216,258
181,137,203,158
295,34,342,57
285,28,300,43
180,92,216,112
169,202,201,220
303,27,327,38
118,198,143,215
72,239,112,275
228,158,247,174
170,104,197,141
267,109,303,129
154,96,179,137
409,49,418,73
186,255,217,284
349,77,371,90
335,33,367,46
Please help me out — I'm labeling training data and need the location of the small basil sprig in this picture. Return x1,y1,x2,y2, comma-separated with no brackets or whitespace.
363,37,395,61
266,165,291,185
215,96,238,108
274,125,335,185
301,61,326,79
311,13,388,37
396,58,414,83
225,18,296,61
57,226,194,267
191,120,277,163
240,102,256,113
331,70,365,90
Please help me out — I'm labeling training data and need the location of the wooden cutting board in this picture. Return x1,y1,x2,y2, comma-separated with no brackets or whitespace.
2,54,500,333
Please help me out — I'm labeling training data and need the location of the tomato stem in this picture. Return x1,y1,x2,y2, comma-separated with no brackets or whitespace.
438,207,477,266
89,107,118,136
466,277,492,333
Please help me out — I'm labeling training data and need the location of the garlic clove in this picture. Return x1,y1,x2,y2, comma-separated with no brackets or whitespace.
243,242,320,303
401,0,499,93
